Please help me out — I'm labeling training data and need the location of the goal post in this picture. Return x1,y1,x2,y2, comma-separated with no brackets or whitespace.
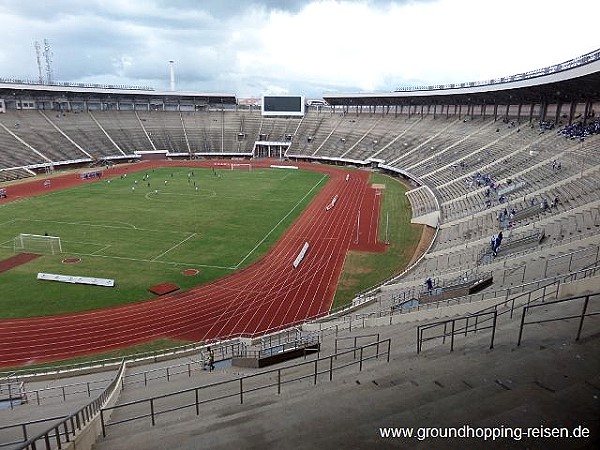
230,163,252,171
14,234,62,255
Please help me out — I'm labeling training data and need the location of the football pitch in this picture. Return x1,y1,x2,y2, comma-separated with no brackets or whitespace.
0,167,327,318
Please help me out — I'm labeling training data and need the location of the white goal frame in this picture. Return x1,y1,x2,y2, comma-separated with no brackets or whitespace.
14,233,62,255
230,163,252,171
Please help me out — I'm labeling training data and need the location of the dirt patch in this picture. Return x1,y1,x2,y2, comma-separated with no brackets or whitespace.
0,253,41,274
181,268,200,276
338,277,362,289
343,260,373,275
62,257,82,264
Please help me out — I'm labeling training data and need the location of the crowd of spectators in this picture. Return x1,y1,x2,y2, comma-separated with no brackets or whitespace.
466,171,508,209
538,120,556,132
558,119,600,140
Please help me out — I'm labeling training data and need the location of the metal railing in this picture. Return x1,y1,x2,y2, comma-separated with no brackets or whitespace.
315,274,567,353
417,310,498,353
0,77,154,91
100,340,391,437
233,336,320,359
517,292,600,345
0,380,26,411
2,360,126,450
0,339,241,380
123,361,205,389
393,48,600,92
472,279,560,321
334,333,380,357
255,327,303,348
23,377,112,406
385,263,598,318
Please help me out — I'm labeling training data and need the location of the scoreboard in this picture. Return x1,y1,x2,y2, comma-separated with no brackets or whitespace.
261,95,304,117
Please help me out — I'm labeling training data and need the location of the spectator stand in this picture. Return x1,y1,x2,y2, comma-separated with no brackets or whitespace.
417,272,494,305
478,229,546,265
80,170,103,180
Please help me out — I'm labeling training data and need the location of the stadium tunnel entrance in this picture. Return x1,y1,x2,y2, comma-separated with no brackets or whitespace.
253,141,290,159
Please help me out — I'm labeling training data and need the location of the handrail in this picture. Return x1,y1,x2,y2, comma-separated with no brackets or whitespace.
0,77,154,91
304,259,600,346
2,257,597,391
23,377,112,406
390,263,599,317
517,291,600,345
0,415,67,449
0,339,241,380
233,336,320,359
100,340,391,437
417,310,498,353
393,48,600,92
6,359,126,450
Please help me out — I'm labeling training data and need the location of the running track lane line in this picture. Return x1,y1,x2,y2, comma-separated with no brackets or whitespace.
0,163,376,366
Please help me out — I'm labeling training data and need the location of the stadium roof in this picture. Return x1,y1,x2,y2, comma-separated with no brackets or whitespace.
324,50,600,107
0,81,237,105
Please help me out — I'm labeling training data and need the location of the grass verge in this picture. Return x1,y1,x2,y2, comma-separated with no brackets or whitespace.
332,172,424,310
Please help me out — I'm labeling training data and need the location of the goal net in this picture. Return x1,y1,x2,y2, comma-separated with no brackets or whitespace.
230,163,252,171
14,234,62,255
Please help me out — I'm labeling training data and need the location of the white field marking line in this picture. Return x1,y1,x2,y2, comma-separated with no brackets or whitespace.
0,218,18,227
152,233,198,261
91,244,112,255
144,190,217,200
18,218,173,234
68,251,235,270
65,239,115,246
113,221,137,229
234,174,328,269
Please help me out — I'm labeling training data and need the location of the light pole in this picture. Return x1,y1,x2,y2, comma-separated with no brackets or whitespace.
168,60,175,91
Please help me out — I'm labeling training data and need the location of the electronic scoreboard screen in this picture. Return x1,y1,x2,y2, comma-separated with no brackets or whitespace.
261,95,304,117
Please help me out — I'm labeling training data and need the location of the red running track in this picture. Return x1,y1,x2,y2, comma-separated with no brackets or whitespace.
0,160,383,367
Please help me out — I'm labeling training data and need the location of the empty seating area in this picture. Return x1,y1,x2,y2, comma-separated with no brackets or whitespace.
0,124,46,169
91,111,151,155
137,111,187,153
0,111,90,163
0,107,595,319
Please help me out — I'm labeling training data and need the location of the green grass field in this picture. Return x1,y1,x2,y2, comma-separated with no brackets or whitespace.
0,167,327,318
0,168,423,367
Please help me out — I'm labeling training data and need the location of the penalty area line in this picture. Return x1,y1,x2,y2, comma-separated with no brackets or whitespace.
91,244,112,255
152,233,198,261
66,251,235,270
234,174,328,269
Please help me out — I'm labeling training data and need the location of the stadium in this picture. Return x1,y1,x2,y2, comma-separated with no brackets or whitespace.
0,15,599,450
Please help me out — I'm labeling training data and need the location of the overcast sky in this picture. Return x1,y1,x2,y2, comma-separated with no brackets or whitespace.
0,0,598,98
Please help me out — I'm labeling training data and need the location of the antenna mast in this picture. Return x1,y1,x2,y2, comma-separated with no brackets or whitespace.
34,41,44,84
43,39,54,84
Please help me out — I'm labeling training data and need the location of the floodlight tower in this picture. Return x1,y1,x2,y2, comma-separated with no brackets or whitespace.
169,60,175,91
34,41,44,84
43,39,54,84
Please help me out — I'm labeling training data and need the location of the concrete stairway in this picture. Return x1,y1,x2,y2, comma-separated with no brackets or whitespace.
93,292,600,450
